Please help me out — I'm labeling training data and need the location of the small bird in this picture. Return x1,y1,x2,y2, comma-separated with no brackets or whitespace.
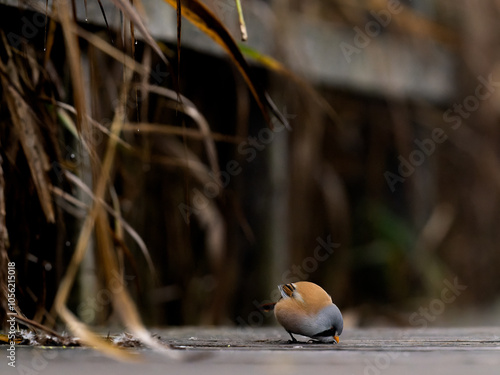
268,281,343,343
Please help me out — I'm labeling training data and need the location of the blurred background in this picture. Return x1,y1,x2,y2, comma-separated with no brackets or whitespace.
1,0,500,333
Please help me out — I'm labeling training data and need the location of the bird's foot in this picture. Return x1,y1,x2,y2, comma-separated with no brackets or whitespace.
286,331,299,344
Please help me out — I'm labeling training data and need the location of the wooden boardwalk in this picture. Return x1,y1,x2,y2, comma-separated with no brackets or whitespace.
3,327,500,375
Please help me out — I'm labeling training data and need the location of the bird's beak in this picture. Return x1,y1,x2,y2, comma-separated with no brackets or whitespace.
333,336,340,344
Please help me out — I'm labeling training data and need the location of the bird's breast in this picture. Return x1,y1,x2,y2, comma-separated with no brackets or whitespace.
275,299,326,337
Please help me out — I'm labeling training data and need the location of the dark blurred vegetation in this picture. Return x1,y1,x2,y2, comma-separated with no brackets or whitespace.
1,0,500,337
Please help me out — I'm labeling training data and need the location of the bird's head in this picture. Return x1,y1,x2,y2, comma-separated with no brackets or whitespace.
315,303,344,343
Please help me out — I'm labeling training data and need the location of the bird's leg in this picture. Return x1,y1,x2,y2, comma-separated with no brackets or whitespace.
286,331,298,343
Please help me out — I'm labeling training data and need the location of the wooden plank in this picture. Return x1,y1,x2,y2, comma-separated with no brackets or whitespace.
158,327,500,351
4,327,500,375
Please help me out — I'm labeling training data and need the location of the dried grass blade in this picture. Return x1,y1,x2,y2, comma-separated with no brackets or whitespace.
14,315,66,341
52,212,122,353
93,0,114,43
239,44,341,127
109,185,124,242
103,247,171,354
177,0,181,84
0,32,54,223
148,143,225,273
56,65,168,355
235,0,247,41
190,193,225,270
56,102,133,151
53,2,138,357
57,0,89,135
108,0,169,66
123,122,242,143
63,171,156,277
51,186,87,214
95,203,169,354
59,306,134,360
162,0,289,129
137,83,221,179
75,27,148,75
42,1,57,67
0,79,55,223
